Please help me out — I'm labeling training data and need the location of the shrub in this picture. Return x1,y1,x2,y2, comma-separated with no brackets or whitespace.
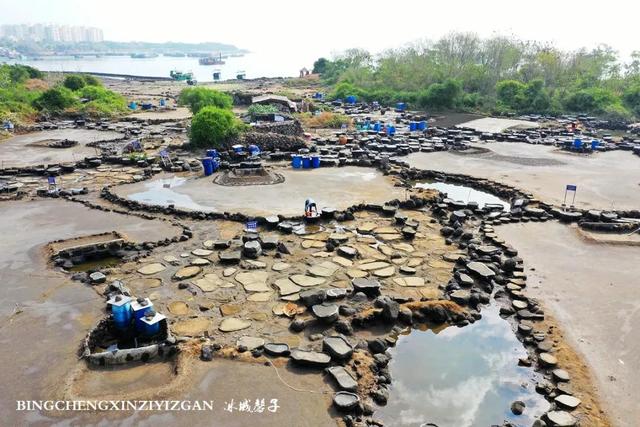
623,84,640,116
63,75,86,91
296,111,352,128
247,104,279,118
179,87,232,113
189,106,244,148
81,74,102,87
34,86,78,112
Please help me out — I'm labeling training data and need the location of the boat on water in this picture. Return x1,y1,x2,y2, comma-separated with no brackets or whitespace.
236,70,246,80
169,70,194,81
212,69,222,81
199,53,225,65
131,53,158,59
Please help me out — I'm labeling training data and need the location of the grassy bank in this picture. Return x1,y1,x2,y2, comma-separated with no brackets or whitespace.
0,64,128,124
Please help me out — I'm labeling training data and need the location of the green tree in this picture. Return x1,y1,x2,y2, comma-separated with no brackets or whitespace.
418,79,462,109
189,106,243,148
312,58,329,74
63,75,86,91
623,84,640,116
179,87,232,114
81,74,102,86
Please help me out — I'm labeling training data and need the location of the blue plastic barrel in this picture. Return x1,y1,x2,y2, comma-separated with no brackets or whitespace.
346,95,357,104
417,121,427,130
108,295,132,330
292,155,302,168
373,122,381,132
248,144,261,156
206,149,218,159
311,156,321,168
211,159,219,172
302,156,311,168
591,140,599,150
573,139,582,150
409,122,417,131
201,157,214,176
129,101,137,110
131,298,153,331
387,126,396,136
160,99,166,107
396,102,406,111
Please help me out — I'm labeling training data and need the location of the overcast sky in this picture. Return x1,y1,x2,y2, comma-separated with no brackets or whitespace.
2,0,638,59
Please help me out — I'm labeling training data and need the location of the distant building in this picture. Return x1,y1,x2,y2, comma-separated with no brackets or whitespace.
0,24,103,43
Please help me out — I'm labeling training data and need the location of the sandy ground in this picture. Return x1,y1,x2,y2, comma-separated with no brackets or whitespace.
406,142,640,210
0,129,124,167
126,107,192,121
0,199,181,425
457,117,539,132
115,167,406,216
495,222,640,427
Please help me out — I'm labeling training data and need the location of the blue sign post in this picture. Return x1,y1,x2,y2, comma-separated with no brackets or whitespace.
246,220,257,231
564,184,577,207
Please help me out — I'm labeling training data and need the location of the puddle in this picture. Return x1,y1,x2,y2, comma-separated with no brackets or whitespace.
416,181,510,210
127,176,215,212
377,305,549,427
68,256,121,272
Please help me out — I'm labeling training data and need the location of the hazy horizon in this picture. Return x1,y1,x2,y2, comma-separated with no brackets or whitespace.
1,0,639,60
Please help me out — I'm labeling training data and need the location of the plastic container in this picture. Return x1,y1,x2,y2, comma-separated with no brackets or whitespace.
302,156,311,168
409,122,417,131
129,102,137,110
387,126,396,136
417,121,427,130
206,149,219,159
107,295,132,330
573,139,582,150
248,144,261,156
159,99,166,107
131,298,153,331
140,311,166,337
396,102,406,112
311,156,321,168
373,122,381,132
591,140,599,150
201,157,214,176
292,155,302,168
346,95,357,104
211,159,219,172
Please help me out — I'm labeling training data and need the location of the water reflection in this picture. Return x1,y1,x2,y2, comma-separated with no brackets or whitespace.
127,176,215,212
415,181,510,210
378,305,548,427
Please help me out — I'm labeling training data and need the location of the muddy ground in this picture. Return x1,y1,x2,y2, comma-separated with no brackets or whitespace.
114,167,406,216
406,142,640,211
495,222,640,427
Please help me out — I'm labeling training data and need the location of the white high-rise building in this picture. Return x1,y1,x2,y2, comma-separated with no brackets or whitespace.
0,24,104,42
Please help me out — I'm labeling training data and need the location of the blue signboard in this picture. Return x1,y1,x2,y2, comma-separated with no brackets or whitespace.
47,176,56,185
246,221,257,230
566,184,577,191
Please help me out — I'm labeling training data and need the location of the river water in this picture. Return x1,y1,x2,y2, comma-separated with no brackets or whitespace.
4,49,315,82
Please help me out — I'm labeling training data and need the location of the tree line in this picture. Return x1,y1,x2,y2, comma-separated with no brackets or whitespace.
312,32,640,121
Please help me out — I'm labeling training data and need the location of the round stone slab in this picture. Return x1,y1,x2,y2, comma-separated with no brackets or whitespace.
192,248,213,257
290,274,325,287
172,318,211,336
247,291,273,302
546,411,577,427
359,261,390,271
393,277,425,287
373,266,395,277
554,394,581,409
235,271,270,292
173,266,202,280
274,278,302,296
130,277,162,289
167,301,189,315
137,263,166,275
333,391,360,412
346,269,367,279
219,318,251,332
272,262,291,272
237,336,265,351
